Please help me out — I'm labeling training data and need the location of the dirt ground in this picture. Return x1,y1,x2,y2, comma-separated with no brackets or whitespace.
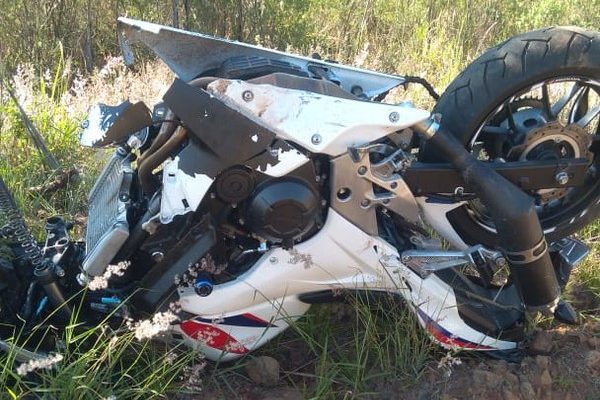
402,323,600,400
188,283,600,400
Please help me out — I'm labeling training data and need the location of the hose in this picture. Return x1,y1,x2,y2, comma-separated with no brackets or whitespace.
137,126,189,195
137,76,218,196
137,109,178,166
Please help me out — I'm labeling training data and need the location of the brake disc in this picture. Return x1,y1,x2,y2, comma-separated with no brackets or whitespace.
508,121,592,204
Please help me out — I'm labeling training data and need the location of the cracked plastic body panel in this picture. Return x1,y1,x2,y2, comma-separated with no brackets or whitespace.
117,17,406,99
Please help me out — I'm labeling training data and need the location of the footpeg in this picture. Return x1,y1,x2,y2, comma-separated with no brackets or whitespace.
400,245,504,278
553,236,589,263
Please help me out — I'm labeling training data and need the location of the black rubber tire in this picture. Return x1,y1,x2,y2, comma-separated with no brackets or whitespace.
424,26,600,246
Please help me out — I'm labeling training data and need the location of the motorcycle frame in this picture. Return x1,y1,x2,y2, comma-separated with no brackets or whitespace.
72,18,585,361
143,77,519,360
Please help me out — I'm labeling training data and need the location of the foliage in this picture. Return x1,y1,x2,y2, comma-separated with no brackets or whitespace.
0,313,200,399
0,0,599,83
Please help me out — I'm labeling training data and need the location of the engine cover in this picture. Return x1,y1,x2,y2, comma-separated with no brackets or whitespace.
215,166,255,204
246,177,320,247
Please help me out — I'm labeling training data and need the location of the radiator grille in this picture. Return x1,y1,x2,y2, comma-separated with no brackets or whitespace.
82,151,131,276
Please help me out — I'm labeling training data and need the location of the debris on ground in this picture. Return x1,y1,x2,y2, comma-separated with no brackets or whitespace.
245,356,280,387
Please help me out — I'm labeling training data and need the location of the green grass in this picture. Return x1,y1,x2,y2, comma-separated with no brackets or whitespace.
294,297,433,398
0,319,201,399
0,284,201,398
206,297,435,399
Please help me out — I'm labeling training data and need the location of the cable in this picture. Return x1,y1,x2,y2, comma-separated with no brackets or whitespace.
403,76,440,101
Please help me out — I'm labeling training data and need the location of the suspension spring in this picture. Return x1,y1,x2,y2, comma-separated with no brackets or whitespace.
0,177,44,268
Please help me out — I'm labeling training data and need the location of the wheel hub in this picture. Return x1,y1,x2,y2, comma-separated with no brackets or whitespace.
508,121,592,204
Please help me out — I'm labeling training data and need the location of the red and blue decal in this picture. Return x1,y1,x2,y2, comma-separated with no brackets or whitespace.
179,313,275,354
193,313,277,328
416,308,494,350
180,320,249,354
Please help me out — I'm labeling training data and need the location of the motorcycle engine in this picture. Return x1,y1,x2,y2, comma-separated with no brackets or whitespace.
246,177,320,247
215,163,323,248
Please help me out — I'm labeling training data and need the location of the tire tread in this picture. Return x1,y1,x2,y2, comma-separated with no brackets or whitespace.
426,26,600,244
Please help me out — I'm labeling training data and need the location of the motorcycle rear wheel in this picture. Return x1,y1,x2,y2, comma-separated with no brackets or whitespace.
424,26,600,247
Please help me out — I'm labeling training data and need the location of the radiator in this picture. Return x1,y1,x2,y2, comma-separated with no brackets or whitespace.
82,150,132,276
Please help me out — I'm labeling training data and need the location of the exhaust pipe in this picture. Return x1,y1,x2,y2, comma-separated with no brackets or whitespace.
413,117,560,311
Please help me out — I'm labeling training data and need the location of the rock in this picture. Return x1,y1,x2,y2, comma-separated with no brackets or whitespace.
440,394,457,400
245,356,280,386
261,386,303,400
416,388,433,400
585,350,600,374
587,336,600,348
505,372,519,388
540,369,552,387
473,369,502,389
587,321,600,333
528,330,553,355
519,379,536,400
570,282,598,310
502,386,520,400
491,360,509,375
534,355,550,370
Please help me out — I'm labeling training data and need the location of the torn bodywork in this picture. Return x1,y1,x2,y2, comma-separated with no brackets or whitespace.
117,17,405,99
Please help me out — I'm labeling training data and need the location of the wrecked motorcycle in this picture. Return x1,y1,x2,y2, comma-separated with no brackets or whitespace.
1,19,599,362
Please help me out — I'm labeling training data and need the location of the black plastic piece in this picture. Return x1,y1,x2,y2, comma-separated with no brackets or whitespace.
435,268,525,341
485,348,525,363
113,194,160,263
307,64,341,85
403,158,588,195
33,261,71,320
83,101,152,148
551,251,575,289
554,299,579,325
298,289,404,308
162,78,275,168
248,73,356,100
220,56,308,80
135,216,215,311
298,290,339,304
246,177,320,248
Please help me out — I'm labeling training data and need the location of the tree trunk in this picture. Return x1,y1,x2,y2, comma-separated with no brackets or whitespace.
236,0,243,41
83,0,94,73
172,0,179,28
183,0,190,30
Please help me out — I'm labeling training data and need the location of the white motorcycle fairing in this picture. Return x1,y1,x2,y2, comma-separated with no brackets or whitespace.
147,78,520,361
175,209,517,361
158,78,428,225
205,79,430,156
117,18,405,99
